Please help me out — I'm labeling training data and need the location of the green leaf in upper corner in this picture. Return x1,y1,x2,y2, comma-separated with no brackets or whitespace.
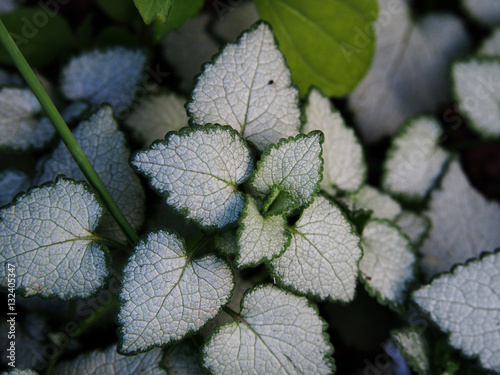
272,196,362,302
124,92,189,147
117,230,234,354
360,220,416,311
348,0,471,143
53,344,166,374
345,185,402,221
187,22,301,151
420,160,500,278
131,125,254,229
236,196,290,268
0,177,110,301
395,211,430,249
251,131,324,209
382,117,450,203
203,285,334,374
303,88,366,194
36,106,145,243
133,0,174,24
61,48,147,113
162,341,207,374
461,0,500,26
95,0,138,24
255,0,377,97
262,187,299,217
153,0,204,42
0,87,55,152
390,327,430,375
0,169,30,207
0,7,73,67
452,58,500,139
413,251,500,373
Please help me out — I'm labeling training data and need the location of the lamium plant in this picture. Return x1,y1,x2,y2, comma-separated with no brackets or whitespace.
0,1,499,374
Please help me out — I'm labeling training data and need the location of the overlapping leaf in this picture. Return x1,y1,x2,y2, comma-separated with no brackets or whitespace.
394,211,430,248
346,185,402,221
413,251,500,372
132,125,253,229
303,88,366,194
187,22,301,151
54,344,166,374
272,196,362,302
203,285,334,374
0,178,109,300
118,230,234,354
133,0,173,24
390,327,430,375
36,106,145,242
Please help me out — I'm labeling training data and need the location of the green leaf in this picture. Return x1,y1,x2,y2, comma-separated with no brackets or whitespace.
413,251,500,372
118,230,234,354
272,196,362,301
0,7,73,67
95,0,138,24
153,0,204,42
390,327,430,375
53,344,166,374
251,131,324,209
187,22,301,151
254,0,377,97
0,177,110,300
36,106,145,243
236,196,290,268
203,285,335,374
133,0,174,24
303,88,366,194
131,125,254,229
262,187,299,216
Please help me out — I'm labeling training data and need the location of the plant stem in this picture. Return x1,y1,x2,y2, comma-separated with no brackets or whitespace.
0,20,138,246
93,235,132,253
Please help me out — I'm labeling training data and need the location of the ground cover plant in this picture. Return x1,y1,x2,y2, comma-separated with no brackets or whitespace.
0,0,499,374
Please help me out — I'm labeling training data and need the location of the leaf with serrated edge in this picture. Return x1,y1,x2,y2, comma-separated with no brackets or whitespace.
118,230,234,354
303,88,366,193
462,0,500,26
420,161,500,277
251,131,323,209
452,58,500,138
236,196,289,268
0,87,55,151
272,196,362,302
360,220,416,310
382,117,450,201
61,48,146,112
395,211,430,248
53,344,166,375
203,285,334,374
124,92,189,147
347,185,402,221
162,341,207,375
348,0,470,142
0,169,30,207
36,106,145,243
133,0,173,24
0,177,109,300
187,22,300,151
391,327,430,375
413,251,500,372
131,125,253,229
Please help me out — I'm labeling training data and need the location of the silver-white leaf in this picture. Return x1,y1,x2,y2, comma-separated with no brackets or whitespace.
187,22,301,151
36,106,145,242
382,117,450,201
478,28,500,57
131,125,253,229
420,161,500,277
347,185,402,221
390,327,430,375
61,48,147,112
0,178,109,300
53,344,166,375
118,230,234,354
251,132,323,208
462,0,500,26
348,0,470,142
272,196,362,302
203,285,334,375
360,220,416,309
0,87,55,151
395,211,430,248
452,58,500,138
303,88,366,194
0,169,30,207
413,251,500,372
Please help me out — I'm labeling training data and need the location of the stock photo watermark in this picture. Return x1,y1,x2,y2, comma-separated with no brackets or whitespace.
6,263,16,368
